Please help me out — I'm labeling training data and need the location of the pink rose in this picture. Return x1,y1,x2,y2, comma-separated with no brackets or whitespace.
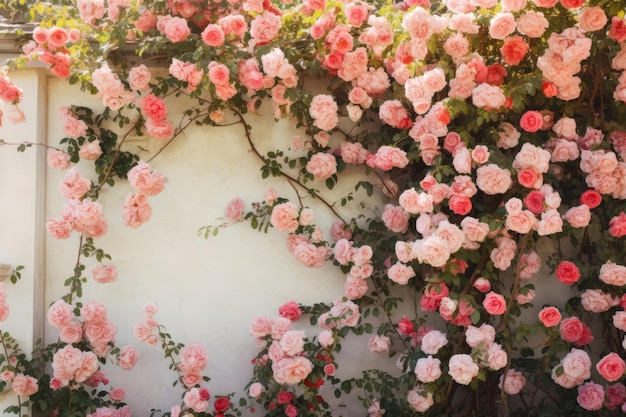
519,110,543,132
517,11,549,38
12,374,38,397
46,217,73,239
128,64,151,92
499,369,526,395
609,211,626,237
596,352,626,382
92,264,117,284
78,140,102,160
306,153,337,180
483,291,506,315
538,306,561,327
476,164,512,195
122,193,152,229
555,260,580,284
250,12,281,45
420,330,447,354
368,335,391,353
472,83,506,109
309,95,339,131
578,7,607,32
224,198,245,222
145,117,174,140
448,354,479,385
564,204,591,228
489,12,516,40
414,356,442,383
249,382,265,398
201,24,225,47
118,345,138,370
59,167,91,199
560,317,587,344
577,382,604,411
161,16,190,43
47,299,74,328
381,204,409,233
127,161,166,196
270,202,299,233
272,356,313,385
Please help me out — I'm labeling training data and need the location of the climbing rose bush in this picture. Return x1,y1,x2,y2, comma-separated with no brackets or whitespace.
1,0,626,416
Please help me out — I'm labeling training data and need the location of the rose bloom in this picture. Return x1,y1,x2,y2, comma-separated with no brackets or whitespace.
517,11,549,38
92,264,117,284
272,356,313,385
555,260,580,284
78,140,102,160
306,153,337,180
145,118,174,140
538,306,561,327
448,354,479,385
609,211,626,237
201,24,225,47
407,386,434,413
596,352,626,382
577,382,604,411
368,335,391,353
420,330,447,355
501,36,529,66
414,355,442,383
483,291,506,315
500,369,526,395
564,205,591,228
476,164,512,195
118,345,138,370
560,317,585,343
47,299,74,328
578,7,608,32
224,198,245,222
472,83,506,109
122,193,152,229
519,110,543,132
270,202,299,233
12,374,39,397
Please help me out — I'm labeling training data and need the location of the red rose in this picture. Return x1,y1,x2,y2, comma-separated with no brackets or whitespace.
610,17,626,43
397,316,414,335
580,190,602,209
542,81,558,97
524,190,545,214
214,397,231,413
555,261,580,284
560,0,584,8
277,391,294,404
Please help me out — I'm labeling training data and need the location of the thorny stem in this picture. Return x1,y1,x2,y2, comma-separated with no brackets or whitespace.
156,325,186,383
232,109,347,224
0,140,62,151
146,109,212,163
369,277,411,353
67,234,85,305
96,119,142,192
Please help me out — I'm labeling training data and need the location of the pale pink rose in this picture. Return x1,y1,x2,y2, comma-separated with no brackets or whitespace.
407,386,434,412
414,355,442,383
160,16,190,43
496,122,520,149
414,236,451,267
444,33,470,58
514,143,551,173
279,330,305,356
60,322,81,345
564,205,591,228
184,388,209,412
581,289,619,313
270,202,299,233
52,345,83,385
250,12,281,45
264,188,278,205
77,0,105,25
516,11,549,38
109,387,126,402
614,311,626,331
12,374,38,397
0,371,14,382
381,204,409,233
62,115,88,139
516,288,535,304
461,217,489,242
387,262,416,285
501,0,527,11
448,354,479,385
318,330,334,347
368,335,391,353
92,264,117,284
145,118,174,140
490,237,517,270
476,164,512,195
306,153,337,180
489,12,516,40
420,330,447,355
201,24,225,47
218,14,247,38
272,356,313,385
472,83,506,109
179,343,208,375
600,262,626,286
118,345,138,370
452,147,472,174
309,95,338,131
471,145,490,164
249,315,273,338
128,64,151,92
224,198,245,222
47,299,74,328
550,138,579,162
248,382,266,400
399,188,434,215
499,369,526,394
487,343,508,370
122,193,152,229
208,62,230,86
78,141,102,160
577,382,604,411
537,209,563,236
563,348,592,380
59,167,91,199
473,277,491,292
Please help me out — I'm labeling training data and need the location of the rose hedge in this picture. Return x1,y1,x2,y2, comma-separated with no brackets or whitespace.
1,0,626,416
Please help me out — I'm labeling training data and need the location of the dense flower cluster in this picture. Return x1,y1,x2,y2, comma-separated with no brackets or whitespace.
2,0,626,416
